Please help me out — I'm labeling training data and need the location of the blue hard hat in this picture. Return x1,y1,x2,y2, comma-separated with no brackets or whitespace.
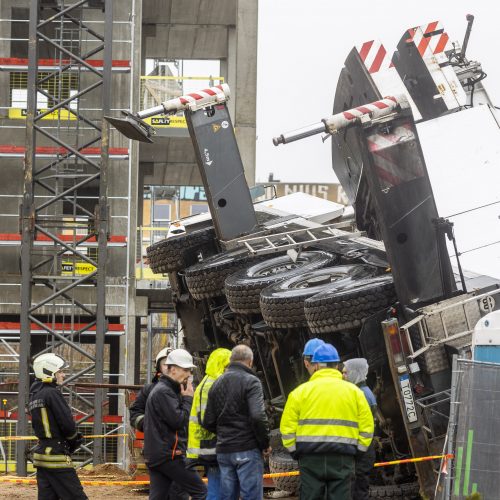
311,343,340,363
303,338,325,357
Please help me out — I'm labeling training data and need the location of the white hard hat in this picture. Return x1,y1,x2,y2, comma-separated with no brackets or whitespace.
33,353,69,382
155,347,173,369
166,349,196,369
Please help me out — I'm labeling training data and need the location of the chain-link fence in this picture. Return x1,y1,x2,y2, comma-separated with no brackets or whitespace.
443,357,500,499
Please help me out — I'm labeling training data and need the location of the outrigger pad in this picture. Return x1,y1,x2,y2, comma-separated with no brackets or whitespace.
105,112,156,143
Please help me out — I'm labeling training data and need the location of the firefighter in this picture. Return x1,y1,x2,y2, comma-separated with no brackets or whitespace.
302,338,325,375
280,343,374,500
143,348,207,499
187,347,231,499
28,353,87,500
343,358,377,500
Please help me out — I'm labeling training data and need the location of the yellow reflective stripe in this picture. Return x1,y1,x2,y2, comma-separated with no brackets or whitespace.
33,460,73,469
285,444,296,452
358,444,369,452
281,434,296,441
186,447,216,455
45,447,52,454
296,435,358,446
40,407,52,438
298,418,358,428
32,453,69,462
189,415,198,423
359,432,373,438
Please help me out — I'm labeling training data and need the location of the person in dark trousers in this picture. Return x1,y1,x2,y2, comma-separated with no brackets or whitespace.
143,348,207,500
281,344,374,500
187,347,231,499
343,358,378,500
203,344,271,500
129,347,188,500
29,353,87,500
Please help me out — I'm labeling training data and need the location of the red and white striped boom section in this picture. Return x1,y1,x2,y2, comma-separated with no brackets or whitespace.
272,95,405,146
137,83,231,119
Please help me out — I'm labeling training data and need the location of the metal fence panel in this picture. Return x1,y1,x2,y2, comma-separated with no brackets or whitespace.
448,358,500,499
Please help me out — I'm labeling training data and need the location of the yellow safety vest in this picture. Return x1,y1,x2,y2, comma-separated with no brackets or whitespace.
280,368,374,457
187,348,230,461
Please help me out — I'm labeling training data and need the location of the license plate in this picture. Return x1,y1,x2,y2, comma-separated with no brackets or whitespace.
399,374,418,423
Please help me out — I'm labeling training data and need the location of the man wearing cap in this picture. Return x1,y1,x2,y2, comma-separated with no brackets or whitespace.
280,343,374,500
143,348,207,499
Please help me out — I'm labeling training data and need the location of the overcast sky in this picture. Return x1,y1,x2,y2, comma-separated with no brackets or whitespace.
256,1,500,184
256,1,500,278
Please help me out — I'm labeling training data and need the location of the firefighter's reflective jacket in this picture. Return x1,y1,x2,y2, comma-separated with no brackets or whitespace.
280,368,374,458
28,380,78,469
187,348,231,463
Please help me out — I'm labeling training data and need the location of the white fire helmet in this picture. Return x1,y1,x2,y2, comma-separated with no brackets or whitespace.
155,347,173,371
165,349,196,369
33,353,69,382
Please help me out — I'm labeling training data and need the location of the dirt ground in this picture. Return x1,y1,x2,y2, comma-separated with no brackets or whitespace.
0,482,147,499
0,464,147,499
0,483,296,499
0,463,297,499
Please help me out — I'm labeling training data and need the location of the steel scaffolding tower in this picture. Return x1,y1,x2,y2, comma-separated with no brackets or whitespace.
17,0,112,474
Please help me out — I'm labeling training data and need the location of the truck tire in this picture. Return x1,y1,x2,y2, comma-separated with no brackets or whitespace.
304,274,396,333
146,227,216,274
184,250,264,300
225,251,338,314
268,449,299,494
368,482,420,499
260,265,376,329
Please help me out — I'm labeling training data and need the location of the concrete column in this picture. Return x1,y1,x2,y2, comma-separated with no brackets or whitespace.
119,0,142,471
231,0,258,186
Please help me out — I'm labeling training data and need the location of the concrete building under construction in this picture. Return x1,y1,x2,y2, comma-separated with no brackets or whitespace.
0,0,257,472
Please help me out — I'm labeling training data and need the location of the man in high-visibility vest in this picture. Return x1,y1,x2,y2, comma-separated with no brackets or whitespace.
280,343,374,500
187,348,231,500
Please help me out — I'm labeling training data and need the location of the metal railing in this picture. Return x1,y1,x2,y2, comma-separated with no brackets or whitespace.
401,288,500,360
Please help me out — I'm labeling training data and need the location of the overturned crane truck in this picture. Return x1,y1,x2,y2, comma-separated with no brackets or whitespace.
108,15,500,499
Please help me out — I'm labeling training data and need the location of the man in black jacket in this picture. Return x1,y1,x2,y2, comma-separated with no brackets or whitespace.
29,353,87,500
129,347,188,500
203,344,271,500
143,348,207,500
130,347,172,432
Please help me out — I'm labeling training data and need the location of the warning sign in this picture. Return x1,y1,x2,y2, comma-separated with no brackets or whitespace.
61,261,97,276
144,115,187,128
8,108,76,120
